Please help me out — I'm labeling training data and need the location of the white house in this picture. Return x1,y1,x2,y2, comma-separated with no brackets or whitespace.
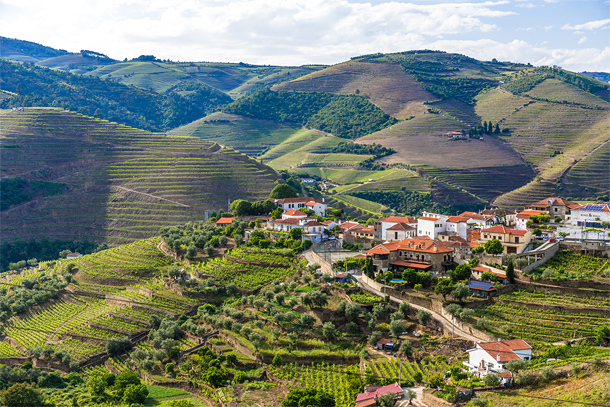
417,215,447,239
373,216,417,243
445,216,470,239
515,210,547,230
385,222,416,241
282,209,308,220
464,339,532,378
270,197,327,217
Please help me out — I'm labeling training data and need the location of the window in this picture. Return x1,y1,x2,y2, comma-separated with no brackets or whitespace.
515,237,519,243
395,232,398,239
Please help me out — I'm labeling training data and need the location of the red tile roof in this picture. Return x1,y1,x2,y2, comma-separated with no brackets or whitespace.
284,209,306,216
447,216,470,223
516,210,547,219
387,222,415,231
472,266,491,273
302,220,323,227
390,261,432,269
482,225,528,236
215,217,234,225
396,237,454,254
271,218,300,225
366,241,401,255
528,197,580,210
418,216,441,222
478,339,531,362
380,216,417,224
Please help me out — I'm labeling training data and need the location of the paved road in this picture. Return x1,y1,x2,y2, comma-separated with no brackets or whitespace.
355,276,482,343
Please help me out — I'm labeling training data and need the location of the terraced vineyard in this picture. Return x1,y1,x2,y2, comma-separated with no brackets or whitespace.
367,355,461,382
477,290,610,344
268,363,362,406
0,108,280,244
560,140,610,198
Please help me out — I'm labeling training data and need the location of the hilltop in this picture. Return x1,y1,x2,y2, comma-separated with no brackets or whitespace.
212,51,610,211
0,108,281,245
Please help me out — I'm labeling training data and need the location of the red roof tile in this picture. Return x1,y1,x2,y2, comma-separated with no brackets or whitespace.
418,216,441,221
478,339,531,362
482,225,528,236
284,209,306,216
387,222,415,231
215,217,234,225
516,210,547,219
380,216,417,224
447,216,470,222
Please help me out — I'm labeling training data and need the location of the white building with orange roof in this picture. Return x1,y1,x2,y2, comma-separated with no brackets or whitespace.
465,339,532,378
373,215,417,243
525,197,580,222
417,213,448,239
281,209,308,220
515,210,547,230
366,236,454,273
477,225,532,254
269,196,327,216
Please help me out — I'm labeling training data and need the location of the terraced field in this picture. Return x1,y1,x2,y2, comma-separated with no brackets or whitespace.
168,112,304,157
367,355,462,382
524,79,610,107
477,289,610,345
0,108,280,244
560,140,610,198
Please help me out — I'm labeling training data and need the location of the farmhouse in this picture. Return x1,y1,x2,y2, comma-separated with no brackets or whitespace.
464,339,532,377
525,197,580,222
477,225,532,254
355,382,404,407
282,209,307,220
366,236,454,273
215,217,234,226
468,280,496,298
269,197,327,216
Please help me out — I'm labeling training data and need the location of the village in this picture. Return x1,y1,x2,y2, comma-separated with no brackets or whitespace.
206,194,610,406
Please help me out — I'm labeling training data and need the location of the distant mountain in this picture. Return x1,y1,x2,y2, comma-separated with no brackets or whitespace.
580,71,610,83
0,108,280,244
0,36,70,62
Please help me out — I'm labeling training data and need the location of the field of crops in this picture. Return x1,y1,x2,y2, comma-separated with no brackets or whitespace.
199,257,296,290
561,140,610,198
534,251,609,279
524,79,610,107
0,108,280,244
368,356,461,382
478,290,610,344
268,363,361,406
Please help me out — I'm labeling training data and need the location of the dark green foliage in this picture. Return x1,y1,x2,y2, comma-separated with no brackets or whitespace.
281,388,335,407
306,95,397,139
269,184,298,199
222,89,396,139
0,239,99,273
506,260,516,284
505,68,607,96
0,177,65,211
332,142,395,158
0,59,231,131
105,338,133,356
484,239,504,255
1,383,45,407
0,36,69,60
0,272,66,322
350,190,481,217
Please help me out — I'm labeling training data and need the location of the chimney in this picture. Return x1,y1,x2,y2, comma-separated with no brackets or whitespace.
497,353,501,362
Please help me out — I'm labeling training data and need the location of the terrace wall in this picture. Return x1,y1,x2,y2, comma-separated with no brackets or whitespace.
309,250,333,275
422,389,454,407
499,298,608,316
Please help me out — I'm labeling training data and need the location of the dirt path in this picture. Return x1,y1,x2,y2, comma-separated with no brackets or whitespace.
355,276,481,343
112,185,190,208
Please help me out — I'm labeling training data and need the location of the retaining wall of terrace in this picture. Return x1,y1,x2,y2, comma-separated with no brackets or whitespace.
309,250,333,275
514,280,608,296
126,286,153,298
422,388,454,407
499,299,608,316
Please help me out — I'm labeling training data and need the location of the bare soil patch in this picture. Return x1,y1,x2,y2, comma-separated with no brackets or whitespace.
360,133,525,169
273,61,435,120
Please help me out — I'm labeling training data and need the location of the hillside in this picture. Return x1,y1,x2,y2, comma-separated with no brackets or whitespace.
0,108,280,244
220,51,610,211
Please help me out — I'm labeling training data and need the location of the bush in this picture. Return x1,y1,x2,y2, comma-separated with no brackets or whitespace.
106,338,133,356
483,373,501,387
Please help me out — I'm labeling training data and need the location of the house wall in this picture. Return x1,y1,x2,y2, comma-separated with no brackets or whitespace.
571,209,610,227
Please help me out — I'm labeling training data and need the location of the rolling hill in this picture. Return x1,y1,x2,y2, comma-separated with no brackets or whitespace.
0,108,281,245
220,50,610,210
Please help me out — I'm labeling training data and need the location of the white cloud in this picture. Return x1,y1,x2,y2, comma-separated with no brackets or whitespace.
562,18,610,31
578,36,587,44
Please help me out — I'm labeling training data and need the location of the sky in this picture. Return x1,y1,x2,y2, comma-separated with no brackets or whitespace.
1,0,609,72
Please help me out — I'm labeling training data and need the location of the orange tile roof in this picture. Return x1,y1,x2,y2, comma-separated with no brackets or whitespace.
215,217,234,225
472,266,491,273
418,216,441,221
386,222,415,231
447,216,470,222
478,339,531,362
396,237,454,254
380,216,417,224
516,210,547,219
283,209,306,216
366,241,400,255
482,225,528,236
271,218,300,225
528,197,580,210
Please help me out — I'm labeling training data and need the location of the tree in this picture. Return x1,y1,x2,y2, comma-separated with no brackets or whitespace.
435,278,454,300
399,302,411,318
165,362,175,376
417,309,431,326
269,184,297,199
368,331,383,346
506,359,529,376
453,264,471,281
272,354,283,366
115,371,141,398
289,227,302,240
122,384,149,405
484,239,503,255
281,389,335,407
322,322,338,341
300,313,315,328
399,340,413,358
596,325,610,344
363,257,374,278
472,397,489,407
445,303,462,317
483,372,502,387
202,366,227,387
412,371,423,384
1,383,45,407
406,388,417,405
230,199,252,216
389,319,404,338
472,246,484,254
185,244,197,260
451,282,470,304
106,337,133,356
532,227,542,236
506,260,516,284
402,268,416,285
377,392,396,407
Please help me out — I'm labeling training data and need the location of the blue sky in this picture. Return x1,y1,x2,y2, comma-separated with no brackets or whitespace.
1,0,608,71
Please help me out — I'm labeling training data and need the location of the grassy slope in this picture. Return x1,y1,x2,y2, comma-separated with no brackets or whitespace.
168,112,303,156
85,61,324,96
0,108,280,244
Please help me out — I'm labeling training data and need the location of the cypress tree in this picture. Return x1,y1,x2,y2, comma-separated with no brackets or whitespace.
506,260,516,284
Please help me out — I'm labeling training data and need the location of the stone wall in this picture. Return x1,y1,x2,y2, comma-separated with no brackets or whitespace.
309,250,333,275
520,241,560,273
422,389,454,407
